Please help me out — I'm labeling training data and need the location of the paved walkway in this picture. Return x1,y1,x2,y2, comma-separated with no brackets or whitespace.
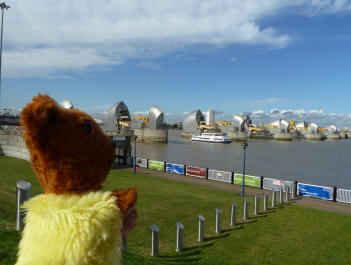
123,167,351,216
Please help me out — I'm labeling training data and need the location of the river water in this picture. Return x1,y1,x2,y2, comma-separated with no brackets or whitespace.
136,130,351,189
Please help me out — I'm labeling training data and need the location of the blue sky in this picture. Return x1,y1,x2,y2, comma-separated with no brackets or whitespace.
1,0,351,126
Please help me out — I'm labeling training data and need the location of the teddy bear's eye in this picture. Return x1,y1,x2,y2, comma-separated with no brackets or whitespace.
82,120,95,134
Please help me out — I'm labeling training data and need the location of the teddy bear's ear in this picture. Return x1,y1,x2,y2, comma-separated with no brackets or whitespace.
111,188,137,216
20,94,59,134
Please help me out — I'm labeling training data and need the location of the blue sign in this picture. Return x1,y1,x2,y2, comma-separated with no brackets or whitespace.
166,163,184,175
297,183,333,200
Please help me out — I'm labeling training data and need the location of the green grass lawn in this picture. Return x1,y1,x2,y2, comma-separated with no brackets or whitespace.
1,156,351,265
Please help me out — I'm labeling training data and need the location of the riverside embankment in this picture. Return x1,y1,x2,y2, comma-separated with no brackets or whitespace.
128,167,351,215
136,130,351,189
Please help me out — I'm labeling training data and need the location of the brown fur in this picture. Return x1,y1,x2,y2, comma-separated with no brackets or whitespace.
111,188,137,216
20,94,137,218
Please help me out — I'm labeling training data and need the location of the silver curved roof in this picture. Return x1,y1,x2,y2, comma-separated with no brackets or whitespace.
103,101,131,131
183,109,204,133
295,121,307,129
149,105,164,129
61,99,74,109
233,114,251,131
309,123,319,133
280,120,289,130
328,125,338,133
270,119,289,130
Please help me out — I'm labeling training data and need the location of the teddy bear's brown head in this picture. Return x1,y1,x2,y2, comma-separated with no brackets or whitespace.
20,94,115,194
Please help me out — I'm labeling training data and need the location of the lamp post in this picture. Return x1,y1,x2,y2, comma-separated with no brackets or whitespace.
241,142,248,197
0,2,10,107
133,135,137,174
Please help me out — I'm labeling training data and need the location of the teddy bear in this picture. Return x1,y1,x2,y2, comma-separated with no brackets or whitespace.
16,94,137,265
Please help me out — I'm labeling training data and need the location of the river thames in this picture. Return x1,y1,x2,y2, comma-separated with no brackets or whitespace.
135,130,351,189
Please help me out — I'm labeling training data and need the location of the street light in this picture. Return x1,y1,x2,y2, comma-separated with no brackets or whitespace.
0,2,10,107
133,135,137,174
241,141,248,197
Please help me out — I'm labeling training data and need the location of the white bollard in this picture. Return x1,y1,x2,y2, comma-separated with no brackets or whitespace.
215,208,222,234
279,188,283,204
151,224,159,257
292,184,296,199
16,180,31,232
243,198,249,220
272,189,276,207
254,195,259,215
198,215,205,242
176,222,184,252
285,186,290,201
122,236,127,251
263,192,268,211
230,203,236,226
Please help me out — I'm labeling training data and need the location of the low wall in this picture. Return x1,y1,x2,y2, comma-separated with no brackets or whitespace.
134,128,168,143
305,134,324,141
135,155,351,204
273,133,293,141
226,131,249,141
0,130,30,161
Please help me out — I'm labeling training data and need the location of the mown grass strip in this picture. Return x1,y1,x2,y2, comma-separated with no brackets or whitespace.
1,156,351,265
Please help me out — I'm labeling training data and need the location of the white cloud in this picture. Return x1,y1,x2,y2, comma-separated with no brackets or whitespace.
252,110,265,115
227,97,293,108
309,0,351,14
3,0,351,77
229,57,237,62
133,111,149,115
4,47,121,78
183,57,196,61
135,61,163,70
247,108,351,129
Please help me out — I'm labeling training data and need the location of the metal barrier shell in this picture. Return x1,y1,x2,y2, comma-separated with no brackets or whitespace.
263,178,293,192
186,166,207,178
136,157,148,168
166,163,185,175
234,174,260,188
297,183,333,201
208,169,232,183
148,160,165,171
336,189,351,204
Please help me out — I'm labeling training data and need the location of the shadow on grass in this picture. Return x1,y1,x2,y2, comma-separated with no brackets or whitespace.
249,214,268,219
123,251,201,265
272,205,285,209
236,219,258,225
0,229,21,265
183,242,213,251
222,225,244,233
161,250,201,258
263,209,276,213
159,250,202,264
158,257,201,264
204,233,230,242
0,224,16,231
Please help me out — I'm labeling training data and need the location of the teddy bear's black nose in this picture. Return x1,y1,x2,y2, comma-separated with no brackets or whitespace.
82,120,95,134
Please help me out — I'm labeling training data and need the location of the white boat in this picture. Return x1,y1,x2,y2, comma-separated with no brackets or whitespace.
191,133,231,143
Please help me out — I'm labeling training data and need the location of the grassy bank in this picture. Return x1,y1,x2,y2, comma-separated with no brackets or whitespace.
1,156,351,264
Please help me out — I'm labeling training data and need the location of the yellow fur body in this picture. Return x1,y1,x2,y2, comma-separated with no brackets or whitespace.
16,192,122,265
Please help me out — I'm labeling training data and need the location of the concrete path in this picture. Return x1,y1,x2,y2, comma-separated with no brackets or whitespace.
123,167,351,216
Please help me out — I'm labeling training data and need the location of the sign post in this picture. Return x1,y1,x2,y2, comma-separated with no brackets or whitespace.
133,135,137,174
241,142,248,197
